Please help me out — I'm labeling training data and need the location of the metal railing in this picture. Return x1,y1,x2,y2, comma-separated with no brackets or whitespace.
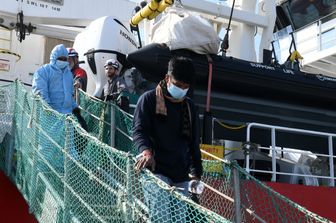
273,12,336,64
246,122,336,187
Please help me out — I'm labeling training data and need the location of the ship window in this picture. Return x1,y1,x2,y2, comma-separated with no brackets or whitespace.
280,0,336,30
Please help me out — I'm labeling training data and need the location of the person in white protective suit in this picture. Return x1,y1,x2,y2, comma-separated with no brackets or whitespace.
32,44,78,114
32,44,85,175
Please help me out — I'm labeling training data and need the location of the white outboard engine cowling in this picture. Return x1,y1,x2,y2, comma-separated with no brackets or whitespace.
73,16,138,97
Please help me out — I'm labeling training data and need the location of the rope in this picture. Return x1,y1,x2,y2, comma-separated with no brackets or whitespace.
205,55,213,112
215,119,246,130
0,49,21,62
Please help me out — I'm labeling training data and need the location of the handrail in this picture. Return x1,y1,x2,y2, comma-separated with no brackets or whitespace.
246,122,335,187
273,12,336,65
293,11,336,33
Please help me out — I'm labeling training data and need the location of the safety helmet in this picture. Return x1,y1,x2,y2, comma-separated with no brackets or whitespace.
67,48,78,57
104,59,119,70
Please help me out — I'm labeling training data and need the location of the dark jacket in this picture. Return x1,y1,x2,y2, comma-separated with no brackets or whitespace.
100,76,126,101
133,89,202,183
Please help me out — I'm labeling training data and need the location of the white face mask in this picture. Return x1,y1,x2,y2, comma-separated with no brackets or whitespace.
167,83,189,99
56,60,69,70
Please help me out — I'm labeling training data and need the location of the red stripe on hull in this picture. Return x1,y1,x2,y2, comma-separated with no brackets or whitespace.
266,182,336,222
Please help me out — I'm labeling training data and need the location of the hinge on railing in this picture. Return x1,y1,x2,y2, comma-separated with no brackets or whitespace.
242,141,259,156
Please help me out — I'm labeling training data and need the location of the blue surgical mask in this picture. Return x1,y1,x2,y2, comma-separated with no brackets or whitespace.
56,60,69,70
167,83,189,99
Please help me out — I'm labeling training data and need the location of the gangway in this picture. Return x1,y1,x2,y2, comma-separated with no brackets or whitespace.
1,81,333,222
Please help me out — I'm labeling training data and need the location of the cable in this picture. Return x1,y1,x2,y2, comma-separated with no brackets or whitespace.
220,0,235,56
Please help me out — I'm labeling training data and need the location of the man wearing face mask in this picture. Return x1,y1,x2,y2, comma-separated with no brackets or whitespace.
133,56,203,222
32,44,78,114
67,48,87,92
32,44,84,174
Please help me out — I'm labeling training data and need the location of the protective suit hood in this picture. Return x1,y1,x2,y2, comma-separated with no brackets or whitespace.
50,44,69,64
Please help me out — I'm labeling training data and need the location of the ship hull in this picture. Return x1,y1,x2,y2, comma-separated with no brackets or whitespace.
127,43,336,109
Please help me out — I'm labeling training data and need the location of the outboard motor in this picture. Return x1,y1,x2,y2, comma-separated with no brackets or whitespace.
73,16,138,97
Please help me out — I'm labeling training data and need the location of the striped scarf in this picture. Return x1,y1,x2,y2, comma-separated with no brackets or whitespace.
156,79,192,141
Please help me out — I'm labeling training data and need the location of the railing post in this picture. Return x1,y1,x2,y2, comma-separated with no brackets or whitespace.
63,119,70,223
110,104,116,147
212,117,215,144
75,87,80,105
318,19,322,51
328,136,335,187
202,111,213,144
28,98,41,214
233,166,242,223
246,124,251,173
125,154,133,223
271,128,277,182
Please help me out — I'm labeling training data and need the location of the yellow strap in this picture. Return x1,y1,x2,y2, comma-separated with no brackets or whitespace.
289,50,303,62
215,120,246,130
